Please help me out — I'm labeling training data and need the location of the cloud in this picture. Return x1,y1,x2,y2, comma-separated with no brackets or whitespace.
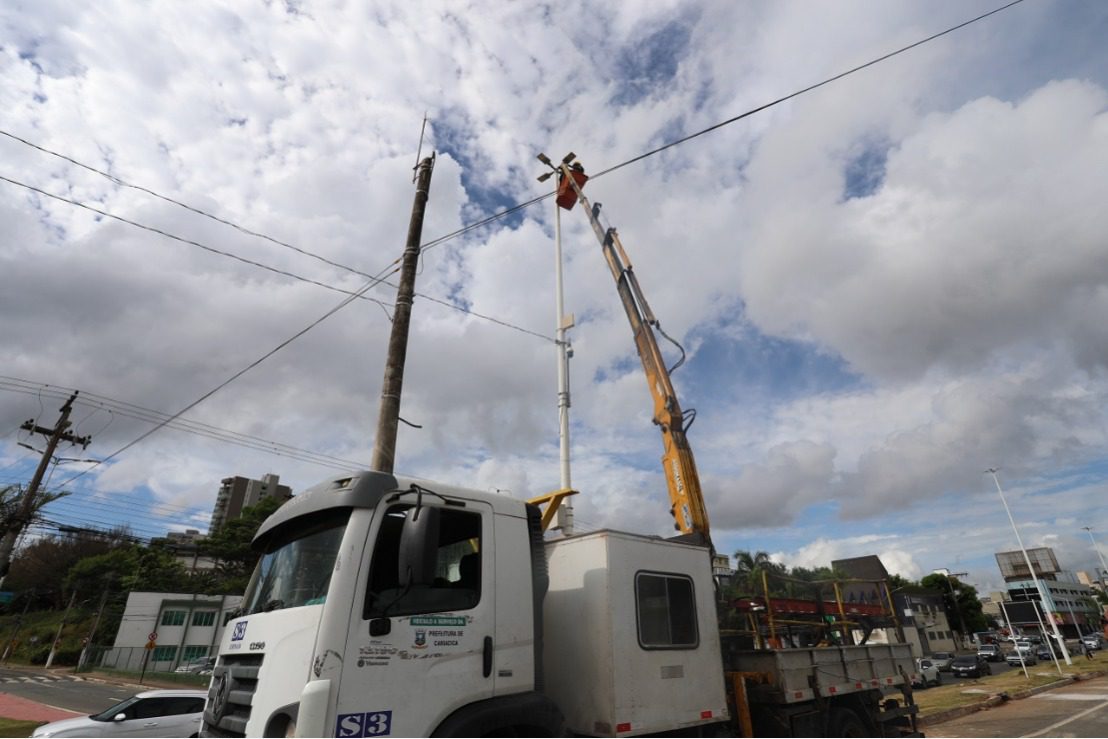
2,1,1107,562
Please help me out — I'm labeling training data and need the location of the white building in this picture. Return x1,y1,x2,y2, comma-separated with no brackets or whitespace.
102,591,242,672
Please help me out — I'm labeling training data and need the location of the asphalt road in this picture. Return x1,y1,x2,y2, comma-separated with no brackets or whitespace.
927,673,1108,738
0,666,137,715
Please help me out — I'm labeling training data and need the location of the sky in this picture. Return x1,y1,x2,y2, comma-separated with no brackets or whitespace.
2,0,1108,596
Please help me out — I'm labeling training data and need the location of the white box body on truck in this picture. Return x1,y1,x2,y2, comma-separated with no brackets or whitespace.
200,471,919,738
544,531,729,735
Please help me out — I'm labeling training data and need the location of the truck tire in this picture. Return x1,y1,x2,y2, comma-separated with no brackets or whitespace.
431,692,564,737
828,708,867,738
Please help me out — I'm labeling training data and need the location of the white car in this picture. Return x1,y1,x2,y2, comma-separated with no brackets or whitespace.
913,658,942,688
31,689,206,737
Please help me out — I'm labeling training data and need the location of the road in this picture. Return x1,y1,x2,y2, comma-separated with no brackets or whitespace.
0,666,138,715
927,673,1108,738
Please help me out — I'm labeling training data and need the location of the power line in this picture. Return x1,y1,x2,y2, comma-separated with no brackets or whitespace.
53,268,393,491
0,140,556,344
423,0,1028,252
588,0,1028,181
0,376,369,472
0,172,400,312
1,379,369,472
0,128,388,280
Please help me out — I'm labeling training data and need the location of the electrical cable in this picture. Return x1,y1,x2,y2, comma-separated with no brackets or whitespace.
0,377,370,472
0,172,399,311
420,0,1028,253
53,268,394,491
0,129,388,282
0,138,556,343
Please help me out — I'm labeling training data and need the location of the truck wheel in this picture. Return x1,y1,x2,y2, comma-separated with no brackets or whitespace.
828,708,867,737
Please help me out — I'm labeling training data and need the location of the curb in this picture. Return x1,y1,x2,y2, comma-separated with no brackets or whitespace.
918,669,1108,727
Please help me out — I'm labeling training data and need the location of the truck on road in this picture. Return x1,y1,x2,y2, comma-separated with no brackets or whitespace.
201,159,921,737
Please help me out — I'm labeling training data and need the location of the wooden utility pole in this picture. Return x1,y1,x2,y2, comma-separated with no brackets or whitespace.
0,392,89,582
370,155,435,474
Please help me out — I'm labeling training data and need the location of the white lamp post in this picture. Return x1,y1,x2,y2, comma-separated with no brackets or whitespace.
987,468,1071,665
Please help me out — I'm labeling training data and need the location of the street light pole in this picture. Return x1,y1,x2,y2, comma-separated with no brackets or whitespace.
1083,527,1108,588
987,468,1072,665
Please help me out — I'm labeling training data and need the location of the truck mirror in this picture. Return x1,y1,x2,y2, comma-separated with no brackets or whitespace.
398,505,440,588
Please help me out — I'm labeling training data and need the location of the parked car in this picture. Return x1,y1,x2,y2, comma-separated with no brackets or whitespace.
929,651,956,671
1007,650,1037,666
1035,645,1053,661
30,689,205,737
174,655,216,674
1082,633,1103,651
913,658,942,688
977,643,1003,662
951,653,992,678
1013,639,1034,657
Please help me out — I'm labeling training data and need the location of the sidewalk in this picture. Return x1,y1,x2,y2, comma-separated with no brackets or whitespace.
0,692,80,723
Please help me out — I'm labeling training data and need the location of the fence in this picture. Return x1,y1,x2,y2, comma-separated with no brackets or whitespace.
80,644,213,683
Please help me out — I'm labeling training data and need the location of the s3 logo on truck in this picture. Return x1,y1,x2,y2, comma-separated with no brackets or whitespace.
336,710,392,737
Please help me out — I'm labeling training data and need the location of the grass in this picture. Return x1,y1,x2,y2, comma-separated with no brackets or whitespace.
0,718,45,738
915,650,1108,717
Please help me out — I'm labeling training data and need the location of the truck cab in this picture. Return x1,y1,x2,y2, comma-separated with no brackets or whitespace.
202,471,557,737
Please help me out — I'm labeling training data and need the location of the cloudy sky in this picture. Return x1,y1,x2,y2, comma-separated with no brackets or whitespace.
2,0,1108,594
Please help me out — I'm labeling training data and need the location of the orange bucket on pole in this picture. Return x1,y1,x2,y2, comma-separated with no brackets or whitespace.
556,166,588,210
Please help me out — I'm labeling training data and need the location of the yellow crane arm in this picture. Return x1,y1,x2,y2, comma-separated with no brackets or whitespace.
558,164,712,547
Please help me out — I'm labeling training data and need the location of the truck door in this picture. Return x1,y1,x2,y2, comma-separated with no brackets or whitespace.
335,500,495,738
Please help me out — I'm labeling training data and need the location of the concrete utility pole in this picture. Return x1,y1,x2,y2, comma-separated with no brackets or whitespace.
0,392,89,583
45,590,77,669
77,588,110,671
934,569,971,648
371,155,435,474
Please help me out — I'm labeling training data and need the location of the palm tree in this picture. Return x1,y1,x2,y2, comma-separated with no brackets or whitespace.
732,550,783,595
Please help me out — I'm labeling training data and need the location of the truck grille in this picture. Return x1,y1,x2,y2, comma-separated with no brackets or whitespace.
202,654,263,737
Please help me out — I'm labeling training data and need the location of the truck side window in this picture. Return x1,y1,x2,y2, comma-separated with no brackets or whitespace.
364,505,482,619
635,571,699,649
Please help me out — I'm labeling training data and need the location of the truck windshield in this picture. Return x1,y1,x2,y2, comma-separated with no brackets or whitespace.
242,508,351,615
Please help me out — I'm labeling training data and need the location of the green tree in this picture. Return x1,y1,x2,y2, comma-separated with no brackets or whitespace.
731,550,786,595
203,495,286,593
5,529,130,608
920,573,987,637
64,544,191,595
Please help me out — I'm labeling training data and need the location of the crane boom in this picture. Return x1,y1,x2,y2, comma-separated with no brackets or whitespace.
557,163,712,549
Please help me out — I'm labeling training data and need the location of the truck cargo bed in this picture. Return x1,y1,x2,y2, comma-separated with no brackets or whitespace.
730,644,916,704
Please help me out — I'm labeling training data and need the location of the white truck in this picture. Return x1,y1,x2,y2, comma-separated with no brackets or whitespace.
200,470,920,738
201,159,921,737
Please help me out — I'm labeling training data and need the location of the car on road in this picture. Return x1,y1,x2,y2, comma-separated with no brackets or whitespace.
1013,639,1034,657
30,689,206,737
174,655,216,675
929,651,956,671
1007,650,1038,666
913,658,942,688
1035,645,1053,661
1082,633,1103,651
951,653,992,678
977,644,1003,662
